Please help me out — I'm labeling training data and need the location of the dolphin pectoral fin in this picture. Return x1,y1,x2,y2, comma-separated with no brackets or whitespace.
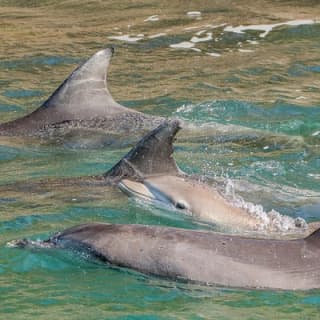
104,120,182,181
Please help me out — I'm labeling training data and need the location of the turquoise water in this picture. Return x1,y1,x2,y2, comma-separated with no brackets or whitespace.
1,1,320,319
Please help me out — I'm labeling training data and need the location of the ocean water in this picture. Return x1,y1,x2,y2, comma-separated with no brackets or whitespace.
0,1,320,319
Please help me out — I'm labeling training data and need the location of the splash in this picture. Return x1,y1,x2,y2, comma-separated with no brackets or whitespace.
108,34,144,42
170,41,195,49
144,15,159,22
187,11,201,18
224,179,307,232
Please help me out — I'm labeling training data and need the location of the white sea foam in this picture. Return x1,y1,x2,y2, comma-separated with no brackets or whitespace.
224,19,316,38
148,33,167,39
238,49,254,53
175,104,194,113
308,173,320,179
195,29,207,36
109,34,144,42
191,32,213,43
170,41,195,49
144,15,159,22
184,26,202,31
187,11,201,18
206,52,221,57
247,40,259,44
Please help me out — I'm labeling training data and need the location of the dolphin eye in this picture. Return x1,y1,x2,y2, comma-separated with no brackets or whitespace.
175,200,189,210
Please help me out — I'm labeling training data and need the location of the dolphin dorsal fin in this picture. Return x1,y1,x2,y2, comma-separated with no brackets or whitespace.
104,120,182,181
305,227,320,246
38,47,128,120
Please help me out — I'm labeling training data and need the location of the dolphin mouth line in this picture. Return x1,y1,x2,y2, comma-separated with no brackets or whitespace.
118,179,176,210
118,180,155,201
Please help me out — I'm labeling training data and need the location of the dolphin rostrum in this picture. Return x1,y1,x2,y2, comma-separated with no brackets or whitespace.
9,222,320,290
0,47,164,139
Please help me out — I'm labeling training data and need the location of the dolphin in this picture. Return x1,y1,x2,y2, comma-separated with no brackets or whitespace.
104,120,308,233
0,48,302,149
0,47,164,140
8,222,320,290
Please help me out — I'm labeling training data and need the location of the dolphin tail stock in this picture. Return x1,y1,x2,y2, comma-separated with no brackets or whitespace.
104,119,183,182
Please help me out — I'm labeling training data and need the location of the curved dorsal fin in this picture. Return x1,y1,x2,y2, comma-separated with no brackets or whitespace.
38,47,129,121
305,227,320,247
104,120,182,181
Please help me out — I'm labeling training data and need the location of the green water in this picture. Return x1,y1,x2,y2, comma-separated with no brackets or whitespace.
1,1,320,319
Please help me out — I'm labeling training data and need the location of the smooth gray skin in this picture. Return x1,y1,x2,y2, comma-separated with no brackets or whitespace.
0,47,163,137
11,222,320,290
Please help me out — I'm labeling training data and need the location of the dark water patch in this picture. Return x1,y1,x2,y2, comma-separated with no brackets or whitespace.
0,55,79,70
0,145,21,161
296,203,320,220
0,197,17,204
4,89,43,99
301,295,320,305
0,103,23,112
136,34,191,51
0,207,126,234
0,214,46,232
268,23,320,42
0,0,53,7
214,31,255,48
224,75,241,83
109,315,172,320
288,62,320,77
240,67,267,76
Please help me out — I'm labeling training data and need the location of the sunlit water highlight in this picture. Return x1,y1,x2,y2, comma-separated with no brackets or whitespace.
1,1,320,319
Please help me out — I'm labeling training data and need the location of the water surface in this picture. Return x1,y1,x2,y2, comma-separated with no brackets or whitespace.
1,1,320,319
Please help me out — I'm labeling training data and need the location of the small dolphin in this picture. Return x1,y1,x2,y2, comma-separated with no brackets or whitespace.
0,47,164,139
104,120,307,233
9,222,320,290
